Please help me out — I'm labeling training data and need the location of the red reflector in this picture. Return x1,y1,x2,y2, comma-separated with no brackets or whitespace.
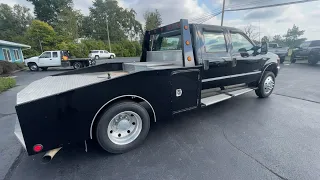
33,144,43,152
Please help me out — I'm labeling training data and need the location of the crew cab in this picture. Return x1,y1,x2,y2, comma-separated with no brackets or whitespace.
291,40,320,65
25,50,94,71
268,43,288,63
89,50,116,60
14,19,280,161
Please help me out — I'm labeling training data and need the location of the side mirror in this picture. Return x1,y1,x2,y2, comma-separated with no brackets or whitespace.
204,60,209,71
261,42,268,54
238,48,249,57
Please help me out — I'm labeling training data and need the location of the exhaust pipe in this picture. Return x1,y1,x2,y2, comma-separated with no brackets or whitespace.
42,147,62,163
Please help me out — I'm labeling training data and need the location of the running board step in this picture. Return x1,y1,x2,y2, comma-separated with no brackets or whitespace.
201,88,254,107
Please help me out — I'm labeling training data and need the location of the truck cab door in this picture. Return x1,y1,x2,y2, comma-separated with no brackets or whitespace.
201,30,233,89
229,32,263,84
51,51,61,66
38,52,52,67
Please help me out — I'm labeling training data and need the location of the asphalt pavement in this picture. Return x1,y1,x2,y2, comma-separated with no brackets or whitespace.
2,60,320,180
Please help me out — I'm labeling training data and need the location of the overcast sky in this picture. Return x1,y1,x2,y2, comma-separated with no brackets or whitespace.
1,0,320,40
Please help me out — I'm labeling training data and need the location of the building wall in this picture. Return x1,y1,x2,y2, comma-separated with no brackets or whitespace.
0,45,24,62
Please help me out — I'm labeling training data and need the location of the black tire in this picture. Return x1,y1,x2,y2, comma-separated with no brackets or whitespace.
28,63,38,71
73,62,83,69
95,55,99,60
308,53,318,65
255,71,275,98
96,101,150,154
91,60,96,65
290,54,296,63
110,55,114,59
40,67,48,71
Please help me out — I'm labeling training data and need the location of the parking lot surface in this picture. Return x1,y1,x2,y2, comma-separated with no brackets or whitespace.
2,61,320,180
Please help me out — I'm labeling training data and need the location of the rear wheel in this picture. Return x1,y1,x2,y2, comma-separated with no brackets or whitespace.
73,62,83,69
255,71,275,98
96,101,150,154
28,63,38,71
95,55,99,60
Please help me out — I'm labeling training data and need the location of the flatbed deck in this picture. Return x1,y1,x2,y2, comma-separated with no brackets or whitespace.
17,71,128,105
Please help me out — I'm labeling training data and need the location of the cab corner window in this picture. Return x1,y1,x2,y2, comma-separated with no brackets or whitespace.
231,33,254,53
203,31,227,53
150,32,182,51
53,52,58,58
160,35,181,51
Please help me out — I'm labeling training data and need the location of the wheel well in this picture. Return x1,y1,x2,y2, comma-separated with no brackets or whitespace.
265,63,278,77
89,95,156,139
27,62,36,66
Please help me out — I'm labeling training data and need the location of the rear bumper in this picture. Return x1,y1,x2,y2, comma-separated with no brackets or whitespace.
14,119,26,150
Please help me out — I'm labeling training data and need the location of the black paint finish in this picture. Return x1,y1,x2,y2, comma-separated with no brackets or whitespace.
15,66,202,155
171,69,201,114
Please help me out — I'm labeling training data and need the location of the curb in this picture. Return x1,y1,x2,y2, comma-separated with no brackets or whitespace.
0,69,25,77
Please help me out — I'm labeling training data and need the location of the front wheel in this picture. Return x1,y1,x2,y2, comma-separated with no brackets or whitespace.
290,54,296,63
255,71,275,98
96,101,150,154
308,53,318,65
28,63,38,71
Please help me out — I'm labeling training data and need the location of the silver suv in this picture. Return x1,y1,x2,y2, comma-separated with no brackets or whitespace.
89,50,116,60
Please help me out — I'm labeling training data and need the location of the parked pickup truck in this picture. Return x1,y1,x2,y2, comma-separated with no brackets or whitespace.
24,50,95,71
268,43,288,63
14,19,280,162
291,40,320,65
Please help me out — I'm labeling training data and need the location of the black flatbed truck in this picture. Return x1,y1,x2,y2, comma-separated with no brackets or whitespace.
15,19,280,161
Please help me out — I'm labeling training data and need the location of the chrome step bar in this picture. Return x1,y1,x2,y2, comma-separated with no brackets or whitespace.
201,88,254,107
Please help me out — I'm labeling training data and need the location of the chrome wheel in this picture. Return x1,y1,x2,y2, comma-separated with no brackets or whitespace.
263,76,274,94
107,111,142,145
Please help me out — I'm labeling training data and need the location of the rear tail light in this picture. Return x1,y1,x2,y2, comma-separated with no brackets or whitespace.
33,144,43,152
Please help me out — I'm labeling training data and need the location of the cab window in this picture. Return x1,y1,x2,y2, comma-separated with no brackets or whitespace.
40,52,51,58
230,33,254,52
203,31,227,53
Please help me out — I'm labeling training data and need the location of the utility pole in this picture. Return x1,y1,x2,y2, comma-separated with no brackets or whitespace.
259,20,261,44
106,14,112,52
221,0,226,26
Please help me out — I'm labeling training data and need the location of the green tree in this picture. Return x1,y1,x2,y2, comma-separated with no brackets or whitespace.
283,24,306,48
143,9,162,31
25,20,57,53
0,3,33,41
26,0,73,24
272,34,285,46
87,0,142,42
55,9,82,41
